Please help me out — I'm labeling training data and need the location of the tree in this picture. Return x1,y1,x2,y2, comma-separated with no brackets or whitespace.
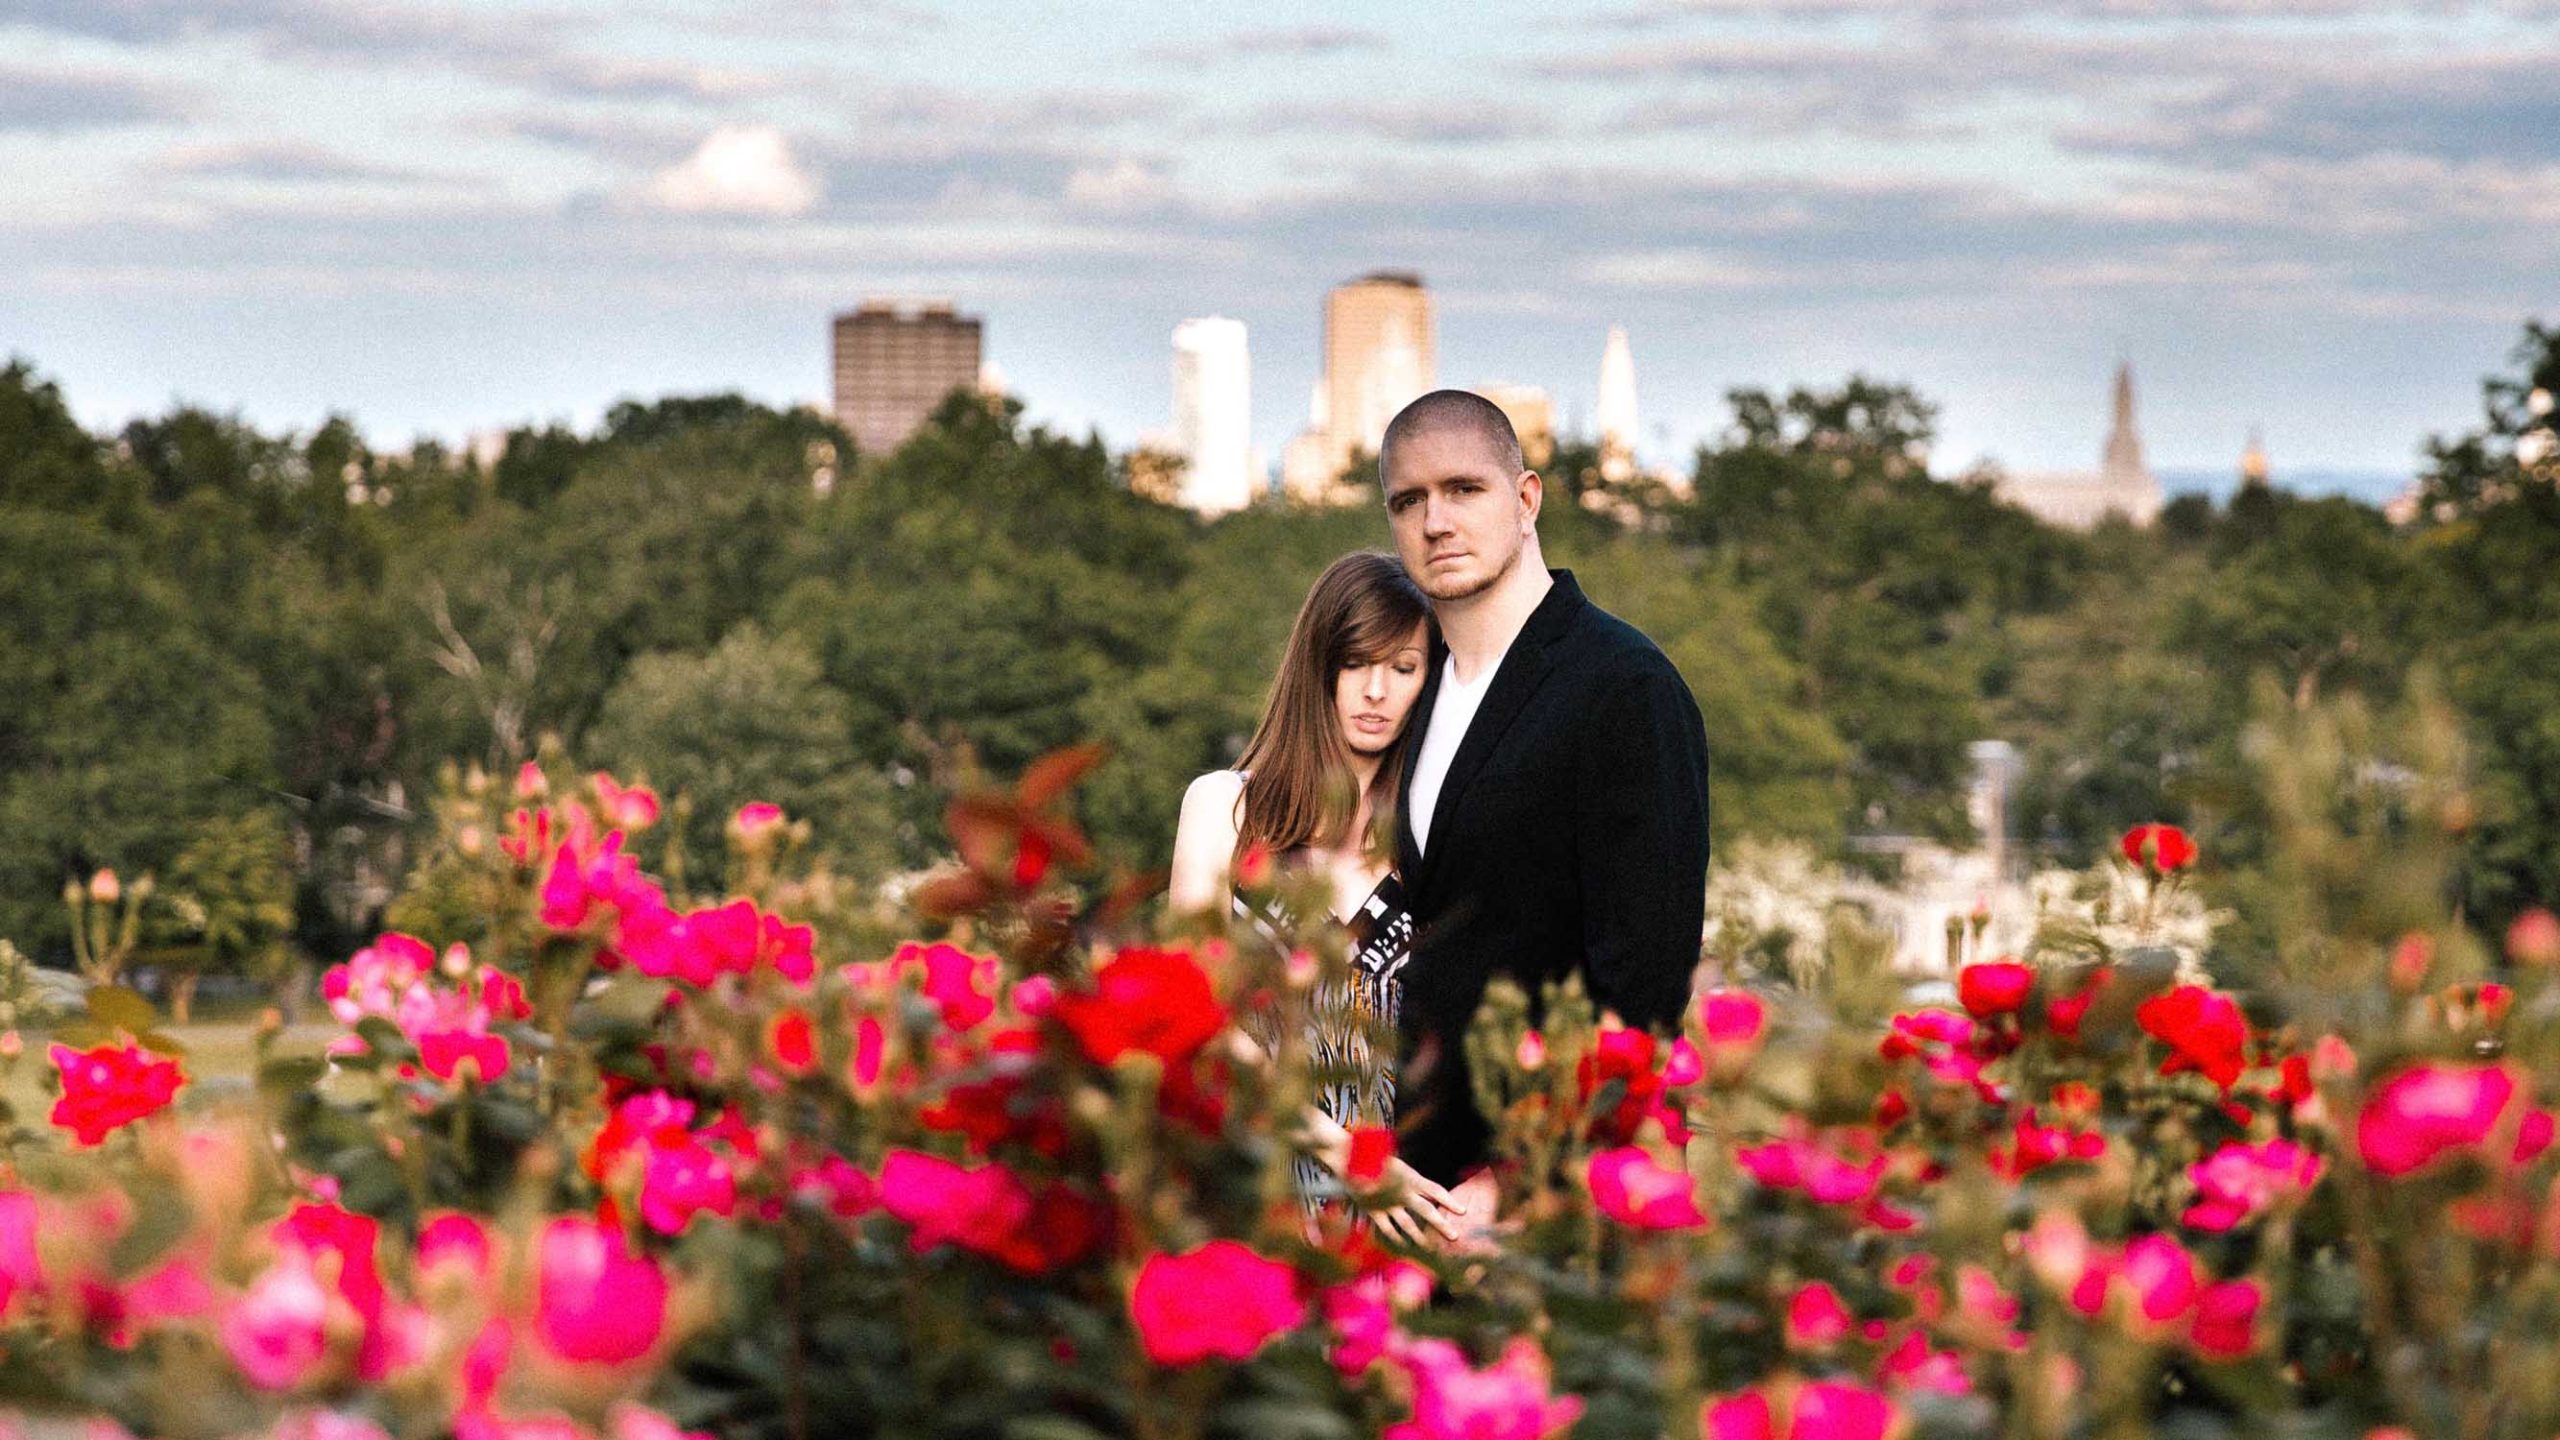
1673,377,2085,842
774,393,1193,855
584,624,902,892
2406,321,2560,929
0,509,275,958
161,809,297,1022
1557,540,1850,852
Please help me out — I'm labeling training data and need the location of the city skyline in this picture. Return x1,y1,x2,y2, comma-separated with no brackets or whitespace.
4,2,2552,482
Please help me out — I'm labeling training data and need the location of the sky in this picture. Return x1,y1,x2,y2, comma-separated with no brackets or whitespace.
1,0,2554,484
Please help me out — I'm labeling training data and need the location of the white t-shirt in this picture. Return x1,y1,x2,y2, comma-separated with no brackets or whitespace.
1407,646,1510,855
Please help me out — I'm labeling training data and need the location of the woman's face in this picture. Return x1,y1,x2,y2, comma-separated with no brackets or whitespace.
1335,622,1430,757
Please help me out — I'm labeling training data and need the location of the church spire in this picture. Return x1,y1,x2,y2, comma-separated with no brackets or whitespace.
2102,360,2146,482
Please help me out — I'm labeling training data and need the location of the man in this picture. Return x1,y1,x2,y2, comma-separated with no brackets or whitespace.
1380,389,1712,1198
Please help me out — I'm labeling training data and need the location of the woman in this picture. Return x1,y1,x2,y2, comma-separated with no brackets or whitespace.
1167,552,1466,1247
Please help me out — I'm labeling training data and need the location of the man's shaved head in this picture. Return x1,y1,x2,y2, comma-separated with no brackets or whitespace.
1379,389,1527,486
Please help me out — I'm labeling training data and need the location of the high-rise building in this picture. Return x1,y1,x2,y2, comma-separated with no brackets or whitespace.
1596,325,1639,484
1476,383,1556,469
1286,271,1436,502
1326,271,1434,457
830,300,983,457
1170,316,1255,516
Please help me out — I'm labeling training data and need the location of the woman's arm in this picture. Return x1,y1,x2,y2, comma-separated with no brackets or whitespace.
1166,771,1246,916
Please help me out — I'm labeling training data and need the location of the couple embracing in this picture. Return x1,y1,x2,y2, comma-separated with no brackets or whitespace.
1168,389,1712,1248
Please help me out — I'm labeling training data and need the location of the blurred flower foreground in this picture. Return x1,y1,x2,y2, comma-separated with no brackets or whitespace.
5,729,2558,1440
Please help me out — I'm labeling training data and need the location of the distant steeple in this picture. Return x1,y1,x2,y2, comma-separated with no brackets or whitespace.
2239,426,2270,487
2102,361,2147,483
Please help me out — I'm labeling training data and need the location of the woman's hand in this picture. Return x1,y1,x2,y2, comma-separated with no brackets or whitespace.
1303,1110,1469,1248
1362,1160,1468,1249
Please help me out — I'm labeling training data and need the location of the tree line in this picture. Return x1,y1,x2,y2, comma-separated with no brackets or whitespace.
1,320,2553,996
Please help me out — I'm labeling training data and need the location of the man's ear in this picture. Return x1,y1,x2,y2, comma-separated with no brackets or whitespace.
1516,469,1543,529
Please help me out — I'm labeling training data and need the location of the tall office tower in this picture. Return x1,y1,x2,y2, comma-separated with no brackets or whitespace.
830,299,983,456
1596,325,1640,483
1285,271,1435,502
1324,272,1434,458
1476,383,1556,469
1171,316,1255,516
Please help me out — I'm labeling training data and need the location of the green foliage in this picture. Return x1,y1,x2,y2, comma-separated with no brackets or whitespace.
0,508,275,955
586,624,904,888
1679,377,2082,842
164,809,299,985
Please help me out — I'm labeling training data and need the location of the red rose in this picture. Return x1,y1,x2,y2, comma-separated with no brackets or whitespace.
878,1150,1106,1274
767,1009,817,1075
1054,947,1227,1067
1577,1027,1679,1146
1957,961,2035,1018
49,1040,184,1146
2135,985,2250,1091
2120,823,2197,872
1344,1125,1396,1184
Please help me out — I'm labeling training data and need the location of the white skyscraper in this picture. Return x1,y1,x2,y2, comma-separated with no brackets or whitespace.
1596,325,1639,483
1171,316,1254,516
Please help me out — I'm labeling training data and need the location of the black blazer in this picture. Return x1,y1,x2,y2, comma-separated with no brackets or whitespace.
1392,569,1711,1183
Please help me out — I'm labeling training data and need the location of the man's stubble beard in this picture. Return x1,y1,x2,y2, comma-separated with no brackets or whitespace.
1417,530,1523,605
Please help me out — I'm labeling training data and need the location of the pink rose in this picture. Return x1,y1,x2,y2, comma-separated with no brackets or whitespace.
532,1217,668,1366
1128,1240,1304,1366
1588,1147,1709,1230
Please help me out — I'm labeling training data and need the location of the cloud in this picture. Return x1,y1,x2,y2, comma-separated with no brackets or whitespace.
514,53,796,103
1140,24,1388,65
640,125,821,216
1237,99,1550,146
855,85,1174,136
496,112,707,168
0,64,186,132
1063,158,1175,211
2058,52,2560,167
0,0,797,107
149,140,451,185
1575,248,1788,290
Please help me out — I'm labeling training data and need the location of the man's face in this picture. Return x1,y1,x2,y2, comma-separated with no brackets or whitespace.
1381,425,1540,603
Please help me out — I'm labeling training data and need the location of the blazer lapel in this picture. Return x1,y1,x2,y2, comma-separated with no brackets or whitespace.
1406,571,1586,894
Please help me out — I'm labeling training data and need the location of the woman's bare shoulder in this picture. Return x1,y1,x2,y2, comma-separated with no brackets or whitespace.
1181,769,1247,811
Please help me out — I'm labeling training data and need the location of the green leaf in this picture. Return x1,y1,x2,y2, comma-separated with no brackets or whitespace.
85,985,159,1035
47,1018,109,1049
133,1028,187,1058
258,1052,329,1105
355,1015,417,1062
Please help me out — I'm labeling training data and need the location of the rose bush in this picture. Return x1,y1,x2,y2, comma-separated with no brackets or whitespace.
2,752,2557,1440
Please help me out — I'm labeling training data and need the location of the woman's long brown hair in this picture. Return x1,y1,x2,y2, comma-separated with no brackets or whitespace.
1234,552,1432,866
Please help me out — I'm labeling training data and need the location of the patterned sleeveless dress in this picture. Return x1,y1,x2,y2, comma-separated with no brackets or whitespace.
1236,871,1416,1201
